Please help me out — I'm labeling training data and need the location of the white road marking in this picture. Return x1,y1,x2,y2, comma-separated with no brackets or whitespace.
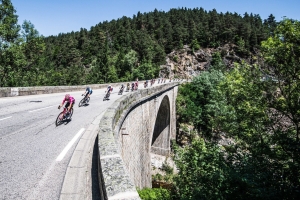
29,105,55,113
56,128,85,161
0,116,12,121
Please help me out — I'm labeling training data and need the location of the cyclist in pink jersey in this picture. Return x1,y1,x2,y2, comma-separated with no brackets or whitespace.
58,94,75,113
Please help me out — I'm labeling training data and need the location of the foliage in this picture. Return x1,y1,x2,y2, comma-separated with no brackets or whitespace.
174,19,300,199
173,138,230,200
190,39,200,51
1,1,277,86
176,69,225,137
210,52,226,71
261,19,300,196
137,187,171,200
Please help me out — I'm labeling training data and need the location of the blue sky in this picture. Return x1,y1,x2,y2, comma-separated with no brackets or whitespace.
12,0,300,37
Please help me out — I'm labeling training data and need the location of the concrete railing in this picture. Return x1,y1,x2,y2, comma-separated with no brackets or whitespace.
97,82,179,200
0,82,123,98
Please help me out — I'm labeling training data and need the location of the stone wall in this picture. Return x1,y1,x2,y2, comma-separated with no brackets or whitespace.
98,82,179,199
0,82,124,98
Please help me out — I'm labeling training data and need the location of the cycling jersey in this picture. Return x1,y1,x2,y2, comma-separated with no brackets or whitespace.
86,87,93,94
107,86,113,92
62,96,75,104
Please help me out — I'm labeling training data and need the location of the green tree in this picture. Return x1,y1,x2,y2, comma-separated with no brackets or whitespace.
210,52,226,71
0,0,20,47
190,39,200,51
176,69,225,137
0,0,21,86
124,49,138,80
173,138,230,200
261,19,300,196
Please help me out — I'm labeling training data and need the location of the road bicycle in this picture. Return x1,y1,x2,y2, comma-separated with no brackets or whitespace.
55,106,73,126
103,91,110,101
118,87,124,95
78,94,90,107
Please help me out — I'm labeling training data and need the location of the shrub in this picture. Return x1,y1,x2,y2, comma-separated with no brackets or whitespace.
137,188,171,200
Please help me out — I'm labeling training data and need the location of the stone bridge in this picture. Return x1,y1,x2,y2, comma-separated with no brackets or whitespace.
97,82,179,199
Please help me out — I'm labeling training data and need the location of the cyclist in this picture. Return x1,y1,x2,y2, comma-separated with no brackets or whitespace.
120,83,125,91
126,83,130,91
106,85,113,95
135,79,138,90
82,86,93,100
58,94,75,114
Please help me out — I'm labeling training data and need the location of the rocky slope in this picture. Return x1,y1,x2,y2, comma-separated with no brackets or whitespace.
159,44,263,79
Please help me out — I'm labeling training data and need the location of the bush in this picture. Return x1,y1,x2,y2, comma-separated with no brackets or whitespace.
137,188,171,200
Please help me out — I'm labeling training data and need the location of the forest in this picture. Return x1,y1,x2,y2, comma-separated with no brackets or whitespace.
1,0,276,87
140,19,300,200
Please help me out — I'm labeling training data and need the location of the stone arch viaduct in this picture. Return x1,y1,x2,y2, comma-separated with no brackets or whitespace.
97,82,179,199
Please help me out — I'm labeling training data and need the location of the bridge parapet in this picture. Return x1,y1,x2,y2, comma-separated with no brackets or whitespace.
0,82,123,98
97,82,179,199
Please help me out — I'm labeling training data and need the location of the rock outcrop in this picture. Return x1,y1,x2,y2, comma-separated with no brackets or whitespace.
160,44,262,79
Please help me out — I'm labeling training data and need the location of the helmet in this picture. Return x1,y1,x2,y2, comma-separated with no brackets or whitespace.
65,94,70,99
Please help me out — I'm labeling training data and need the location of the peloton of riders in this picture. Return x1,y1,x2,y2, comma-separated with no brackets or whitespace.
58,77,173,119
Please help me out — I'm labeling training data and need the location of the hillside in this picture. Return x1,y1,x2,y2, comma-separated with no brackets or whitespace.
1,3,277,87
160,43,263,79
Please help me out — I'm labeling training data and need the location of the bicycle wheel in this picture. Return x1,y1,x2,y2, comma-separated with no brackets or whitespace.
67,108,74,119
78,98,84,107
55,112,64,126
86,97,90,104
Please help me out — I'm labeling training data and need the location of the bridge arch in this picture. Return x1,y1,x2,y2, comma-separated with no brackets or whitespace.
151,95,170,156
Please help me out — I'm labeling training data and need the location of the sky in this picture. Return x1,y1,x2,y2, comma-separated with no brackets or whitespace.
11,0,300,37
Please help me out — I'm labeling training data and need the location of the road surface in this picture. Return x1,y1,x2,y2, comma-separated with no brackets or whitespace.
0,83,154,200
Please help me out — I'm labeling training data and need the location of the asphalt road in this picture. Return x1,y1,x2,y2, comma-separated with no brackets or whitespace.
0,84,148,200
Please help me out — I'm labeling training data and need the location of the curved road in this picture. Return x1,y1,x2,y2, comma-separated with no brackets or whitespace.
0,83,161,200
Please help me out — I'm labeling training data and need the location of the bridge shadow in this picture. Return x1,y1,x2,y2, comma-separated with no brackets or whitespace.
91,135,102,199
151,96,170,155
